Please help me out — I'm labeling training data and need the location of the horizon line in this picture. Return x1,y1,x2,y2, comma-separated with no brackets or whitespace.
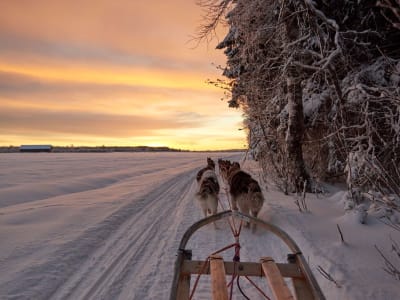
0,144,247,152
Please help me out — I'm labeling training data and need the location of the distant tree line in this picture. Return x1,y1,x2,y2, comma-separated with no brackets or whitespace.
0,146,184,153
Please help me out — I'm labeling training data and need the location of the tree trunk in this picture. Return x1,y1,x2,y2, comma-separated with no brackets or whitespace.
282,1,310,192
285,68,309,192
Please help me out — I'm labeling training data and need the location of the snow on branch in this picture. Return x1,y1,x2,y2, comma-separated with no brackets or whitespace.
377,0,400,30
198,0,400,197
195,0,233,44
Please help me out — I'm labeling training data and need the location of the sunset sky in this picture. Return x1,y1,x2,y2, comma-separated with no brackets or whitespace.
0,0,246,151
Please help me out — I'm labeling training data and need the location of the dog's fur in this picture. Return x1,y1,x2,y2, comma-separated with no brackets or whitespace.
195,169,220,218
218,159,238,182
228,167,264,229
207,157,215,170
196,157,216,182
226,162,240,181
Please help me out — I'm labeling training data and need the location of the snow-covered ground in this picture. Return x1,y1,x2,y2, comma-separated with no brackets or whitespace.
0,152,399,300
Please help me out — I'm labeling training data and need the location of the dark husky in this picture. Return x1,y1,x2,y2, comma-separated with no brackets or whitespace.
228,168,264,229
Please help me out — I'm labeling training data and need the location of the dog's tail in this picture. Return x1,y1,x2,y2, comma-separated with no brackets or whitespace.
250,192,264,212
248,181,264,214
198,178,219,199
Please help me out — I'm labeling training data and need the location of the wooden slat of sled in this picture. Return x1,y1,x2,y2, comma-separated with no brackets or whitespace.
176,273,190,300
292,277,315,300
261,257,295,300
176,250,192,300
182,260,302,278
210,255,229,300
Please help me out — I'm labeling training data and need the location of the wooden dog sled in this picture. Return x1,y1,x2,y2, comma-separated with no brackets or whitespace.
170,210,325,300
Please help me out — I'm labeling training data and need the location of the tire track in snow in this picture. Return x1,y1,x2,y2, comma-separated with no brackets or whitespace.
0,162,195,209
118,174,202,300
50,168,198,300
0,153,243,300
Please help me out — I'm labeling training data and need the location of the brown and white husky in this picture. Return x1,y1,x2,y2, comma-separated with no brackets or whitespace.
196,157,216,182
228,168,264,229
195,169,220,219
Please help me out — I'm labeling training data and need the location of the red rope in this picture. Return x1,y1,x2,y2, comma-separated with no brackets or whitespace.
228,218,237,236
229,274,236,299
237,220,243,237
244,275,272,300
190,170,269,299
223,187,243,240
218,187,228,211
189,243,240,299
223,187,233,211
211,243,239,256
224,236,241,300
189,257,210,300
190,177,242,299
218,197,226,211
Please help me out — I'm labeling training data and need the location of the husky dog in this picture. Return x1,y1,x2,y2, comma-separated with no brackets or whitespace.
228,168,264,229
207,157,215,170
226,162,240,180
195,169,220,219
217,159,229,180
196,157,216,182
218,159,240,182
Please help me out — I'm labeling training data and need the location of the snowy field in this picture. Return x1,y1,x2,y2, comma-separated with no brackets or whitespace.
0,152,399,300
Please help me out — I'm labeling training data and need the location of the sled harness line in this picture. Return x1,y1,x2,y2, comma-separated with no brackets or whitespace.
188,210,272,300
189,205,244,300
243,275,272,300
189,177,294,299
189,242,240,300
216,183,243,239
222,186,243,237
200,185,270,299
170,211,326,300
188,235,271,300
219,187,231,212
227,239,241,300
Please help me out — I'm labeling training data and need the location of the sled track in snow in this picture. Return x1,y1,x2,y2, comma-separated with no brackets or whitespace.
0,168,197,300
50,169,196,300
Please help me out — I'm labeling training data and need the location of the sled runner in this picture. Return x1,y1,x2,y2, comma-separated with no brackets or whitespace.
170,210,325,300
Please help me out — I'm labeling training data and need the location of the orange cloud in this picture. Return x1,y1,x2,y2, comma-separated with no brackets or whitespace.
0,0,244,150
0,62,214,91
0,0,225,65
0,106,202,137
0,70,225,115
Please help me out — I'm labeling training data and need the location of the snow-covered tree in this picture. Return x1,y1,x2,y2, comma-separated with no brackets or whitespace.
197,0,400,199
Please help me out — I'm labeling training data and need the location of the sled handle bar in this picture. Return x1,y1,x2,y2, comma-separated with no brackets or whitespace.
171,210,325,300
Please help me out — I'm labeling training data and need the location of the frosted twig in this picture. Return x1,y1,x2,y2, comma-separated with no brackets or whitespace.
295,179,309,212
379,217,400,232
301,179,309,211
317,265,341,287
375,244,400,281
336,224,345,244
